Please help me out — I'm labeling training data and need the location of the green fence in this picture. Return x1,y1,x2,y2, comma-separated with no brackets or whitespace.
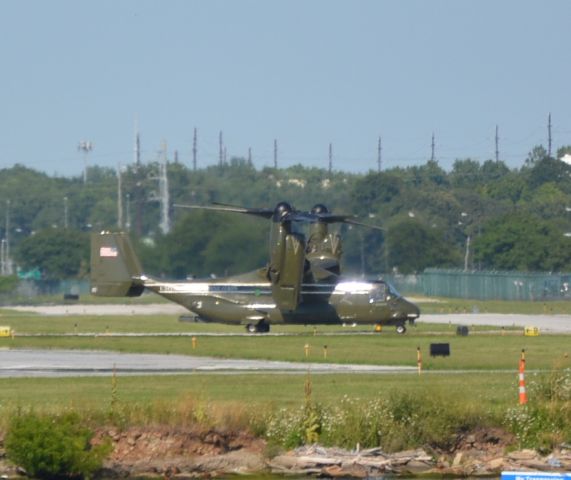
387,269,571,301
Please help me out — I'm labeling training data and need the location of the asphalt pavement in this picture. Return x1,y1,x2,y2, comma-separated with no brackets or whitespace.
0,349,416,377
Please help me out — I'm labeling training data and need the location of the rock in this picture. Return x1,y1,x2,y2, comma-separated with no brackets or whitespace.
452,452,463,466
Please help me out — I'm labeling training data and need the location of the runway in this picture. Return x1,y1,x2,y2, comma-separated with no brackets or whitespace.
10,303,571,332
3,304,569,378
0,349,416,378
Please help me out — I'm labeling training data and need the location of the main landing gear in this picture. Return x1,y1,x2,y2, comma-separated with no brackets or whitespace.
374,323,407,334
245,319,270,333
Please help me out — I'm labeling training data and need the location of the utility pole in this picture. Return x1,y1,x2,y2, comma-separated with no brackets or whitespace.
548,112,552,158
495,125,500,162
117,165,123,229
78,140,93,184
248,147,252,166
125,193,131,231
430,133,435,162
173,150,179,163
2,200,12,275
377,136,382,172
63,196,69,229
328,142,333,177
192,127,197,171
219,131,224,166
158,140,171,235
134,119,141,166
273,139,278,169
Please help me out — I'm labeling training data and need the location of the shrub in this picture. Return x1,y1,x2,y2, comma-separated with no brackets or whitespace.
5,412,110,480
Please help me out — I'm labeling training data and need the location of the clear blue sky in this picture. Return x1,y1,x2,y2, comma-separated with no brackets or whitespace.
1,0,570,176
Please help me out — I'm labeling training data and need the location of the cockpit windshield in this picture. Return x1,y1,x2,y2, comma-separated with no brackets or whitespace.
387,282,401,298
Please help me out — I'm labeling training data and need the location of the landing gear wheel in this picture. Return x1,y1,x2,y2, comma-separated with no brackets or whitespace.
257,320,270,333
245,320,270,333
396,324,407,334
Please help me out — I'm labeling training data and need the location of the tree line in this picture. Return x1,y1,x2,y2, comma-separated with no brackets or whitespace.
2,143,571,281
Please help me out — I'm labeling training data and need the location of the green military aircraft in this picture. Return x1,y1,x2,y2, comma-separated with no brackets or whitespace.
90,202,420,333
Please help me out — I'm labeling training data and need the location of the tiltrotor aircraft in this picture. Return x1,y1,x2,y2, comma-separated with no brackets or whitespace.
91,201,420,333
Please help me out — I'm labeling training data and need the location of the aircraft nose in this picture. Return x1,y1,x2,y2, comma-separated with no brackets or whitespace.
404,300,420,321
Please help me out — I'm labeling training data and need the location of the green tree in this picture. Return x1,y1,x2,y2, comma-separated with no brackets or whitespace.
474,214,571,271
386,218,460,274
15,229,89,279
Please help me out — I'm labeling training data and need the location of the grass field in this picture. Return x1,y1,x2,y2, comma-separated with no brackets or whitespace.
0,310,570,371
1,305,570,450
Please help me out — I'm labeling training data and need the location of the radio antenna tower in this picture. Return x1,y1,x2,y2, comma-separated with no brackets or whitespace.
219,131,224,166
377,136,382,172
193,127,197,171
548,113,552,157
78,140,93,184
158,140,171,234
273,139,278,169
134,118,141,166
495,125,500,162
117,165,123,229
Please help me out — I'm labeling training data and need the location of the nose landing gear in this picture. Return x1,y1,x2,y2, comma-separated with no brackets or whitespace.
396,324,407,334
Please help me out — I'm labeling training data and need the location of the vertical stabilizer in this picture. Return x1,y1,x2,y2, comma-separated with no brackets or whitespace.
90,232,145,297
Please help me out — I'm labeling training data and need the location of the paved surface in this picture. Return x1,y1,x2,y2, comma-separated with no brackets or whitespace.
0,349,416,378
9,303,571,332
9,304,187,316
419,313,571,333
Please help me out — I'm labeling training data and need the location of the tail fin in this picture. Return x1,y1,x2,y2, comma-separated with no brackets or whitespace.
90,232,145,297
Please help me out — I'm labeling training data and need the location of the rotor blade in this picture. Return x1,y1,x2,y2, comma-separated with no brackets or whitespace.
287,211,384,230
173,203,274,219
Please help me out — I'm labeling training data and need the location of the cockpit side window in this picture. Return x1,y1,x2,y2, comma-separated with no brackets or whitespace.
369,283,387,303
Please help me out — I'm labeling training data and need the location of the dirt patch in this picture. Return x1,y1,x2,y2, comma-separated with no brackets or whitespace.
93,426,266,477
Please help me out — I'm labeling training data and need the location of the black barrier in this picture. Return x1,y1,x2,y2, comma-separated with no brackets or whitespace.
456,325,469,336
430,343,450,357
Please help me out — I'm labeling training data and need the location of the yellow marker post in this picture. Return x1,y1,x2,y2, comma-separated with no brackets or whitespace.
304,343,310,358
0,326,11,338
191,336,197,350
323,345,328,360
417,347,422,376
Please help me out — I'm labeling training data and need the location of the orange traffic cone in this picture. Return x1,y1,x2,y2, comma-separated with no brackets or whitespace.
519,349,527,405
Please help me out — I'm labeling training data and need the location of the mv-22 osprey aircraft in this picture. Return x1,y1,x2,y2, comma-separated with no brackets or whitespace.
91,202,420,333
